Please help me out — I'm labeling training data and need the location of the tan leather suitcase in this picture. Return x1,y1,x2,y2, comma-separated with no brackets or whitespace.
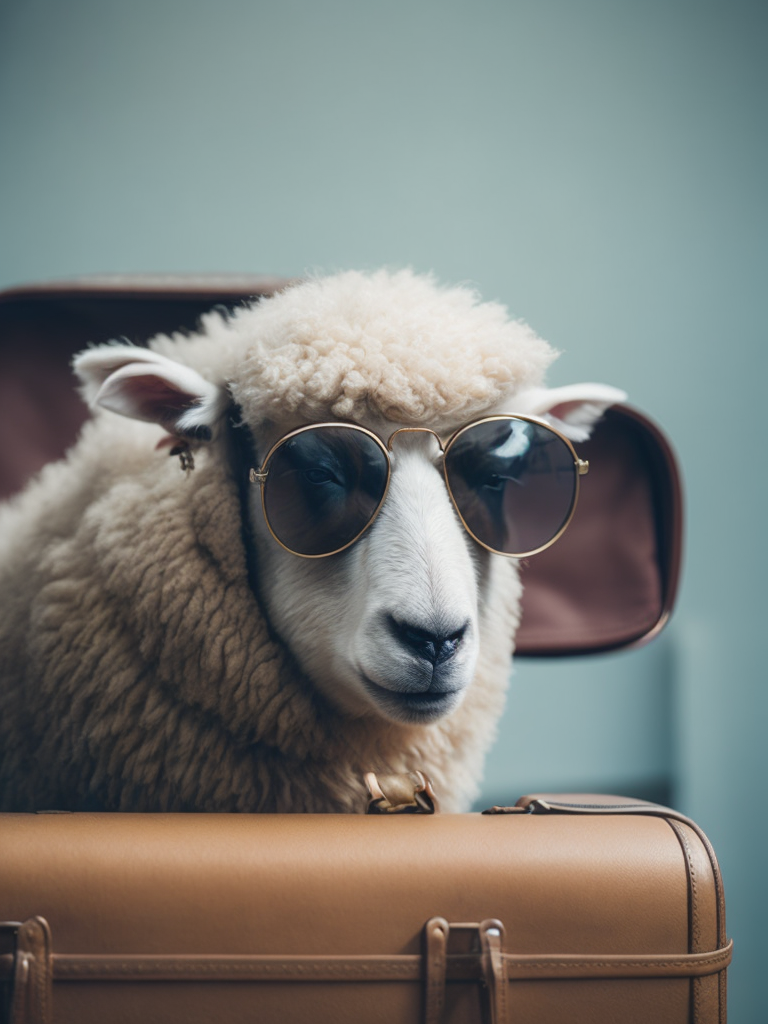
0,794,730,1024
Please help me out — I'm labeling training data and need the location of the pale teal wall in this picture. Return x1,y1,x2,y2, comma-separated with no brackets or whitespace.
1,2,765,1018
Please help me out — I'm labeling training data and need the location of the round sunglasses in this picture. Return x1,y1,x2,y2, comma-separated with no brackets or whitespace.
248,416,589,559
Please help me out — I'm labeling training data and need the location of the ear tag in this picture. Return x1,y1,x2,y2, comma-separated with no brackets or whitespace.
156,434,196,475
170,443,195,475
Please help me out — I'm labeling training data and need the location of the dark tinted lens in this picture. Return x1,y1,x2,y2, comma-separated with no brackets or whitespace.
263,427,389,556
445,419,578,555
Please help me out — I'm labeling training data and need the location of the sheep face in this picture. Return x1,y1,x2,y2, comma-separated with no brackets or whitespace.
73,271,626,732
246,419,488,724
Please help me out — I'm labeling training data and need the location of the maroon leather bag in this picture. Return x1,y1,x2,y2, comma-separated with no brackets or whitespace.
0,274,682,658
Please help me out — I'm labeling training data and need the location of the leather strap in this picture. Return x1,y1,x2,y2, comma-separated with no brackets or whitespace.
423,917,449,1024
479,920,508,1024
6,918,52,1024
0,915,732,1024
0,938,733,984
423,919,509,1024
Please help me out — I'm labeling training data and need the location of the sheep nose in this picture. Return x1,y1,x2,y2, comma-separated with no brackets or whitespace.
389,617,468,666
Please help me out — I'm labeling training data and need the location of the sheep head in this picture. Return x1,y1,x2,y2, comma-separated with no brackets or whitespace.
74,271,625,728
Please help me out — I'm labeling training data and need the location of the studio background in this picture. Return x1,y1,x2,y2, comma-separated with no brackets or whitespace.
1,1,765,1019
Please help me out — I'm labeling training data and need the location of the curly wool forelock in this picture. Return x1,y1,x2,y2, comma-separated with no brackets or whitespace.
178,270,558,427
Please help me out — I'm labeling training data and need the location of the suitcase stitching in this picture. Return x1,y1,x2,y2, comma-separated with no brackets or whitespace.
668,818,703,1023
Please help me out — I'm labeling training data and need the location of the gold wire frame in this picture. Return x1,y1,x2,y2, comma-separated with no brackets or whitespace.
442,415,587,559
250,416,588,560
252,422,393,559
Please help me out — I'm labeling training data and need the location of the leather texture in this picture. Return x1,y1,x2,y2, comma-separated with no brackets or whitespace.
0,797,729,1023
0,276,682,657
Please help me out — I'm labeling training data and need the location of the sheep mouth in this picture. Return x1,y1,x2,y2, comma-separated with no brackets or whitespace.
360,674,461,723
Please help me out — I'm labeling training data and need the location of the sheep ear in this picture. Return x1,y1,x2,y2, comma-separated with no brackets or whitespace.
73,345,226,438
512,383,628,442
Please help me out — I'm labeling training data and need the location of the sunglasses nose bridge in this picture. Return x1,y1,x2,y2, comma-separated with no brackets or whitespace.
385,426,445,456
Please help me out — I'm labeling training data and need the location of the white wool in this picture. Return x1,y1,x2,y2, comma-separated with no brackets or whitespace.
0,270,619,814
149,269,557,431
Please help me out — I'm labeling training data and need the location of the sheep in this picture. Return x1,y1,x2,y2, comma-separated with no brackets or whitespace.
0,269,625,813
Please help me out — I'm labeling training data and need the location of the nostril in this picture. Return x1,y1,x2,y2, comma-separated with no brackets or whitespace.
439,625,468,664
388,617,468,666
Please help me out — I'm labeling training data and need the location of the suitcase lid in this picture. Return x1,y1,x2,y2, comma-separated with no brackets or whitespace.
0,809,712,959
0,276,682,657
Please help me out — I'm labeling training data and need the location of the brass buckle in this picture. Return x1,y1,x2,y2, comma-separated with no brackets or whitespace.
364,771,438,814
